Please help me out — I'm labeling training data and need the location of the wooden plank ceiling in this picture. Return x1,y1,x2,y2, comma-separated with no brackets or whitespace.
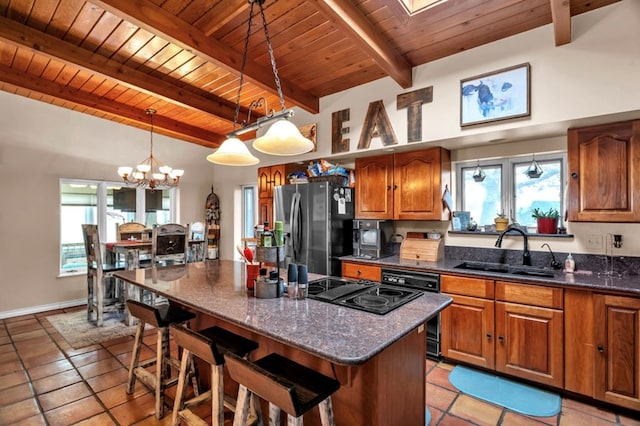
0,0,620,149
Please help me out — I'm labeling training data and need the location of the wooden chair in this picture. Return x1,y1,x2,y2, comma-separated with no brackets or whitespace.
117,221,147,241
225,352,340,426
81,224,125,326
170,324,259,426
152,223,190,266
189,221,206,262
126,299,198,419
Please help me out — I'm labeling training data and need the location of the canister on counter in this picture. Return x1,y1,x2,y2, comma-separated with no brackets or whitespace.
274,221,284,246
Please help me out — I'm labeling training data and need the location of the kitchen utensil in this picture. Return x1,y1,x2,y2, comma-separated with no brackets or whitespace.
236,244,248,263
244,247,254,264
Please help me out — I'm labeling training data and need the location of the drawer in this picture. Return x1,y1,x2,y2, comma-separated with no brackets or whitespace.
341,262,381,281
441,275,494,299
495,281,563,309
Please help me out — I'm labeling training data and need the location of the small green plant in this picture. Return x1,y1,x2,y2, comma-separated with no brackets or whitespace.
531,207,560,219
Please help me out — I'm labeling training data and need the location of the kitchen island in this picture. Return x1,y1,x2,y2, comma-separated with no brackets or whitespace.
115,260,452,425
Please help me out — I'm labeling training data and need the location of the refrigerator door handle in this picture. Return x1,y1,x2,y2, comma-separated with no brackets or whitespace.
290,192,301,262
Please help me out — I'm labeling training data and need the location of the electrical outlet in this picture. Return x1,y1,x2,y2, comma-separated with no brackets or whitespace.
585,234,603,250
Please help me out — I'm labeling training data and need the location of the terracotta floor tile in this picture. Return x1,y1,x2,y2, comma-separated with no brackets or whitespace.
6,319,42,334
117,345,155,366
0,336,11,345
103,335,136,348
0,359,23,376
5,314,37,323
449,394,503,426
132,412,176,425
562,398,618,422
0,383,34,406
0,397,41,424
86,367,129,393
97,382,150,409
106,339,135,356
0,343,14,354
43,395,104,426
0,350,19,363
0,370,29,391
38,381,92,412
10,329,49,343
427,364,458,392
559,405,617,425
10,412,48,425
426,382,458,411
437,412,478,426
502,410,557,425
427,406,445,426
73,412,118,425
32,369,83,395
620,415,640,426
70,348,113,368
21,350,66,369
77,357,125,379
109,391,158,425
65,344,103,358
27,358,74,380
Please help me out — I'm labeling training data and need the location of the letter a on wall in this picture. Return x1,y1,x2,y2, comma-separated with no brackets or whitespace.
357,100,398,150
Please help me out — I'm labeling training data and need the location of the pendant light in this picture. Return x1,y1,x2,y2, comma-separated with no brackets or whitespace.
525,154,544,179
208,0,313,164
472,161,486,182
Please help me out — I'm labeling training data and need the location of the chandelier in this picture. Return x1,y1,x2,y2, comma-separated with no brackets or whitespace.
117,109,184,190
207,0,314,166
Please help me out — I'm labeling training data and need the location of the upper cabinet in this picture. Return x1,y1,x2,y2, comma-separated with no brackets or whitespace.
355,147,451,220
257,164,304,225
568,120,640,222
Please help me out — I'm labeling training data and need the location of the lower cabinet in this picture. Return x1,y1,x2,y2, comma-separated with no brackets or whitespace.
441,275,564,388
594,293,640,411
341,261,381,282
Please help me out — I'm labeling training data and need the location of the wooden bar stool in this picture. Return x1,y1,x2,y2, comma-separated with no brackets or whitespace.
126,300,197,419
224,352,340,426
170,324,259,426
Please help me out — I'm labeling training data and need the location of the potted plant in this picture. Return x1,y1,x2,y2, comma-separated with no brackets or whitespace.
494,212,509,232
532,207,560,234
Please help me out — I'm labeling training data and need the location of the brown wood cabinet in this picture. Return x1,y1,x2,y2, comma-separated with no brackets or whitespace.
568,119,640,222
594,293,640,411
441,275,564,387
441,275,495,369
257,164,304,226
495,281,564,388
341,261,381,282
355,147,451,220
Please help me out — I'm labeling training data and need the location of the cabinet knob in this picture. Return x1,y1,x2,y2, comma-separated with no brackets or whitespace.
393,184,398,190
486,333,492,339
498,336,504,342
571,172,578,179
387,185,391,190
597,345,604,353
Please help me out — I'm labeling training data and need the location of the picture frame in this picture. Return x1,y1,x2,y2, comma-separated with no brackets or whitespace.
460,63,530,127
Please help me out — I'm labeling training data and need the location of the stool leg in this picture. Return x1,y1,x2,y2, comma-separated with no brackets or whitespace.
318,397,336,426
211,364,224,425
127,320,145,394
171,349,192,426
155,328,167,419
233,385,252,426
268,403,281,426
87,272,94,323
286,414,303,426
96,271,104,327
249,393,263,426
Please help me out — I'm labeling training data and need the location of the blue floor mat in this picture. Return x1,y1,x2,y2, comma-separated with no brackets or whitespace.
448,366,561,417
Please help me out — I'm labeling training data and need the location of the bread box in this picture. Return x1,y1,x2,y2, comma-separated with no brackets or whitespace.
400,238,444,262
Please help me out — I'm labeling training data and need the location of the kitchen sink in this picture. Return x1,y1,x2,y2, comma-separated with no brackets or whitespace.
454,261,555,277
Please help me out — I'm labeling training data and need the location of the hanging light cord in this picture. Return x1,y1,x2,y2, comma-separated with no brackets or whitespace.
232,1,255,130
147,108,155,160
258,1,286,112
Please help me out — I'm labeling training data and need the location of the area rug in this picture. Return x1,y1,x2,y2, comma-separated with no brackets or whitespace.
46,310,138,349
448,366,561,417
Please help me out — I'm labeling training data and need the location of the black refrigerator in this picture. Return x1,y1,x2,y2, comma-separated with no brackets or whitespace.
273,181,354,277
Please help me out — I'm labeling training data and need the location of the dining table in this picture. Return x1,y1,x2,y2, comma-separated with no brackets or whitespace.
105,239,207,269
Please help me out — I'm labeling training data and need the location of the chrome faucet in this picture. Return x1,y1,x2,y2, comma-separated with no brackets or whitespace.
495,225,531,266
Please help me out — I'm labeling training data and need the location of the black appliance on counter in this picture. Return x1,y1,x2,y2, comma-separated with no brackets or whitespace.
381,268,441,359
352,219,394,259
307,277,423,315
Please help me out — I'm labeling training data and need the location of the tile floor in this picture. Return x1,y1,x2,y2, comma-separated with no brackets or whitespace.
1,305,639,425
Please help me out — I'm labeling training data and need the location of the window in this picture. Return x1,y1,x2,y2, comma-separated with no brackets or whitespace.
242,185,257,239
60,179,177,275
456,154,565,228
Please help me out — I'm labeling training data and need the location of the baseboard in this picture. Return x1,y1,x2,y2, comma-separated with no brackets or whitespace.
0,299,85,320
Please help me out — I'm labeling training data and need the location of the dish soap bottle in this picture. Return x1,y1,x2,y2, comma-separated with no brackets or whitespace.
565,253,575,273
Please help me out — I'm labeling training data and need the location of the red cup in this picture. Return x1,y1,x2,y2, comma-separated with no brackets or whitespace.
246,264,259,290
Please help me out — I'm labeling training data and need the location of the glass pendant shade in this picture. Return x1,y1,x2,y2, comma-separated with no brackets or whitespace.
252,119,314,156
207,137,259,166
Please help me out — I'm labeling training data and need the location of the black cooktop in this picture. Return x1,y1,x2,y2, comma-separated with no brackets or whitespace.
307,277,423,315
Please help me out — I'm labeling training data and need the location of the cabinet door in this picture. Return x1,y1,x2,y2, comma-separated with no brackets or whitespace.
441,294,495,369
568,120,640,222
594,294,640,411
258,197,273,227
393,148,449,220
495,301,564,387
355,155,394,219
258,166,273,199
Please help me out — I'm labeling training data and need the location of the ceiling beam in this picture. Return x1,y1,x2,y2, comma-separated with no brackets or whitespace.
550,0,571,46
195,0,250,37
0,16,242,124
0,64,225,148
92,0,320,113
312,0,413,89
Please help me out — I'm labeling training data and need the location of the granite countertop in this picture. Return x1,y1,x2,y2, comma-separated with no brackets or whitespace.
342,255,640,296
114,260,452,366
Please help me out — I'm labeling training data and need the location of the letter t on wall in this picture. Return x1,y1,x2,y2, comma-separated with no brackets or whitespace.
397,86,433,142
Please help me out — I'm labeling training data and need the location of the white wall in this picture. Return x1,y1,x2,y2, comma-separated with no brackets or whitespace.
1,0,639,315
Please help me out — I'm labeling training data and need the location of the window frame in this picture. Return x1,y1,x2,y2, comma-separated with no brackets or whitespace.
455,153,566,227
59,178,178,276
